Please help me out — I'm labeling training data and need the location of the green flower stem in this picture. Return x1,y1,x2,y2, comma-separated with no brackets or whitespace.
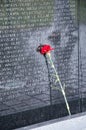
46,53,71,116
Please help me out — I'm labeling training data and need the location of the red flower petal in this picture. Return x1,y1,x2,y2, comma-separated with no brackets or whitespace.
39,44,54,55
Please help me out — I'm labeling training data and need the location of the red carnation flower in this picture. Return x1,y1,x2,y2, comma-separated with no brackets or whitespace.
37,44,54,55
37,44,71,115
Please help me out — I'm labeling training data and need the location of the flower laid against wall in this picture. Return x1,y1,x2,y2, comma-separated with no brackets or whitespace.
37,44,71,116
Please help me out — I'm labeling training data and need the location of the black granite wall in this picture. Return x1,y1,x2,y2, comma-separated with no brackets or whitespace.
0,0,86,129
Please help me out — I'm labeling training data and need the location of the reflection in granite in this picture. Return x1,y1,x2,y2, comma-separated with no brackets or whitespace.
0,0,79,116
